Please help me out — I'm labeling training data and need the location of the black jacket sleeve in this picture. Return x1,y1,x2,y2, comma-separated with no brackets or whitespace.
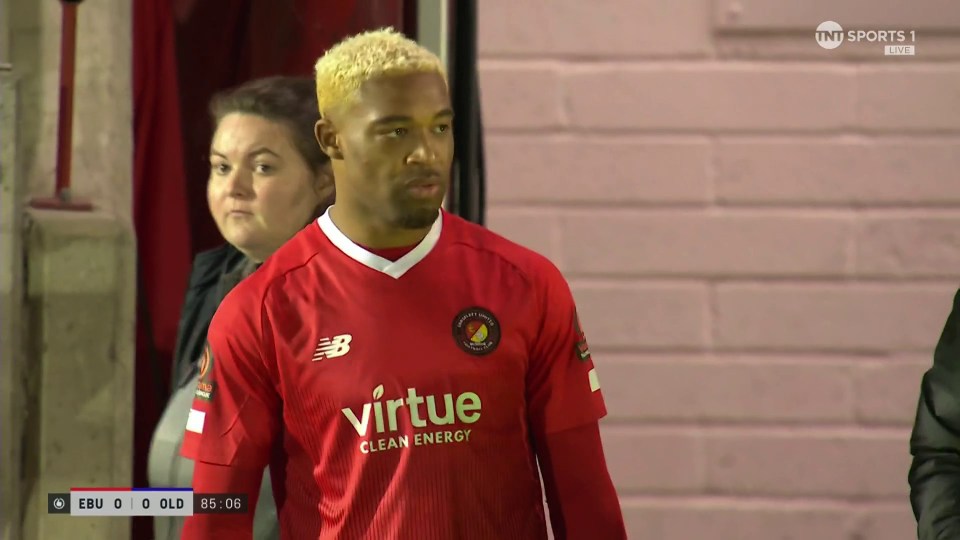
910,289,960,539
170,244,246,393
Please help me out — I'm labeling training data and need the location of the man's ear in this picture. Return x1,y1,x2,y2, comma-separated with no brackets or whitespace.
315,118,344,160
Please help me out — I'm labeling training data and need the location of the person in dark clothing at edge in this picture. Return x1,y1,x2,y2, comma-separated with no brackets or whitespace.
147,75,335,540
910,291,960,539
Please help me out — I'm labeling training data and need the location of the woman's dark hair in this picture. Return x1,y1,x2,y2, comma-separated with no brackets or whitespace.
209,76,329,174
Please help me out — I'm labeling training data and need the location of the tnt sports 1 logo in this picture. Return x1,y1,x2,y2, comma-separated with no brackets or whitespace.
815,21,916,55
341,384,480,455
814,21,845,49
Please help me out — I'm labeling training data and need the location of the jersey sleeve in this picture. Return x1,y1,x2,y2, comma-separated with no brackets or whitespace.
526,261,607,436
180,287,281,469
538,423,627,539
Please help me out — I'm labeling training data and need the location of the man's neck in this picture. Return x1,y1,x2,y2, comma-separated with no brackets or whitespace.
329,204,432,249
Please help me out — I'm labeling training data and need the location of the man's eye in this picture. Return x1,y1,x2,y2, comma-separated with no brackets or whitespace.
390,127,408,137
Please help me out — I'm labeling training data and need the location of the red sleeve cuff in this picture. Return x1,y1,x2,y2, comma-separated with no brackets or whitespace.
181,461,263,540
538,422,627,540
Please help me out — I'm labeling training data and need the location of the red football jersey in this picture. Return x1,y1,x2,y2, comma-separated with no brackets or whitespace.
181,209,608,539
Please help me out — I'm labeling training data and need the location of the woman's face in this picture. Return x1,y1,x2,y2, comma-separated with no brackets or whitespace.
208,113,331,262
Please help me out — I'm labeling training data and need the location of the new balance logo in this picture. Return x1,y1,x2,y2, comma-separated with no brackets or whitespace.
313,334,352,361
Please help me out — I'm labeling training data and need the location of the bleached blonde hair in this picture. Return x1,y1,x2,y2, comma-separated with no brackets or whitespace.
313,27,446,118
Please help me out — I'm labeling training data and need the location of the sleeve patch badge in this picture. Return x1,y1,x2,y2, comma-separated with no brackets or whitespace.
195,343,216,401
195,380,216,401
588,368,601,392
186,408,206,434
573,310,591,362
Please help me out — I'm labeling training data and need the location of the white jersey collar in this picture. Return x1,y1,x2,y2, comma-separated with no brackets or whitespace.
317,206,442,279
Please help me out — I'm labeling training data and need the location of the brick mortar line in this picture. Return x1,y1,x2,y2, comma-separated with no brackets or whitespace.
490,202,960,211
597,424,910,436
599,420,914,432
478,57,960,68
616,493,909,506
483,128,960,136
566,276,959,285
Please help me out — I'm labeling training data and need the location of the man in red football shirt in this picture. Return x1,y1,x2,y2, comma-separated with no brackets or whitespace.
181,27,626,540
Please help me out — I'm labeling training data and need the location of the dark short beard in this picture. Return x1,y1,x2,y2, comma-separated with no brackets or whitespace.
394,206,439,230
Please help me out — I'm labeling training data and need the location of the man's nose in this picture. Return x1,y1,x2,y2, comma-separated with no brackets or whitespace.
406,134,438,165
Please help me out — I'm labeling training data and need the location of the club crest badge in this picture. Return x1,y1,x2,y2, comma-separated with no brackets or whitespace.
452,307,501,355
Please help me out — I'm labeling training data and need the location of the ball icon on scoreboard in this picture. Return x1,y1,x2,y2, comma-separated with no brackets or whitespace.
53,497,65,510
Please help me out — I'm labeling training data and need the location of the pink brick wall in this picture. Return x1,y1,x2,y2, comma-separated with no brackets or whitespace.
477,2,960,538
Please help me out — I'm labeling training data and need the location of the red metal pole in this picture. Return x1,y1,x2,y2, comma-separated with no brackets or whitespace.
30,0,92,211
54,1,77,196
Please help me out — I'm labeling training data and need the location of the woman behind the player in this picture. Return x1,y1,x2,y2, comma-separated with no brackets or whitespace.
147,75,334,540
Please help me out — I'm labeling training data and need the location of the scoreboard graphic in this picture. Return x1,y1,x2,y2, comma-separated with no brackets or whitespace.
47,488,247,516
